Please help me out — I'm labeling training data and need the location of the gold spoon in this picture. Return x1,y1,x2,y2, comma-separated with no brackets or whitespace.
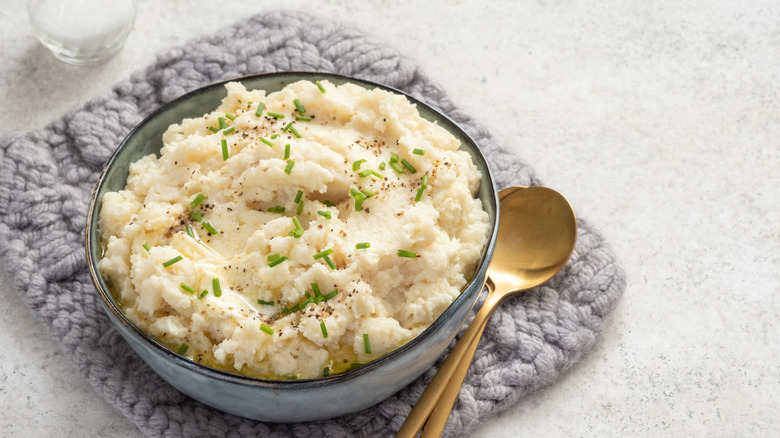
396,186,577,438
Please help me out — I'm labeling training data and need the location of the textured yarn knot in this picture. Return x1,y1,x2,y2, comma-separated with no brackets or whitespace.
0,10,625,438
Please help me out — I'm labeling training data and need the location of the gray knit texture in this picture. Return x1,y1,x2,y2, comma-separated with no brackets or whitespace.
0,11,624,438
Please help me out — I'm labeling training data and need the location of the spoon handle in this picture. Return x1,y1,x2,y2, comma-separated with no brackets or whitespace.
395,293,500,438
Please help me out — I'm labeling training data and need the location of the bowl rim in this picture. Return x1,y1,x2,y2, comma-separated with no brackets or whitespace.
85,71,499,390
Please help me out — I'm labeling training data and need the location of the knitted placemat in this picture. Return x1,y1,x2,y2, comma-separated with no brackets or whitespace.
0,10,625,437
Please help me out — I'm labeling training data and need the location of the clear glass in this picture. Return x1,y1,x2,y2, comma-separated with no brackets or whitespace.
27,0,137,65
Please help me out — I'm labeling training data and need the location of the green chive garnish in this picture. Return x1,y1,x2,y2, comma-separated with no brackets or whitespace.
363,333,372,354
284,143,291,159
257,299,275,306
162,255,183,267
323,200,335,207
311,283,322,297
212,278,222,297
268,253,281,262
282,121,294,132
413,148,425,155
361,189,376,198
295,114,312,122
313,248,334,260
390,153,399,163
349,185,366,211
221,139,229,160
289,125,302,138
260,323,274,335
225,113,236,121
177,343,189,355
271,133,280,139
323,289,338,301
267,111,285,119
293,98,306,114
255,102,265,117
379,161,386,170
142,242,151,252
349,363,364,370
180,283,197,294
202,221,218,235
317,210,331,219
290,217,304,238
401,159,416,174
186,224,194,238
189,210,203,222
320,321,328,338
268,255,288,267
316,81,326,93
323,255,337,270
267,206,285,214
397,249,417,258
352,159,366,171
389,161,405,174
198,290,208,299
260,137,274,147
296,201,304,216
371,170,384,179
208,126,219,133
294,190,303,204
284,160,295,174
323,367,330,377
421,173,428,188
355,242,370,249
415,187,425,202
358,169,372,178
191,193,206,208
218,117,226,129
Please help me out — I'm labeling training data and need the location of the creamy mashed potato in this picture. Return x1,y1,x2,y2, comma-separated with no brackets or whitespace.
99,80,489,379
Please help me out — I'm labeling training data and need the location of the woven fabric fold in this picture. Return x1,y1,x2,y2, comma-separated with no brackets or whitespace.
0,10,624,437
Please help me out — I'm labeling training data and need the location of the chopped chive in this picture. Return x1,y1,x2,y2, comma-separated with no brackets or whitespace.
296,200,304,215
349,363,364,370
208,126,219,133
371,170,384,179
290,217,304,238
267,111,285,119
320,321,328,338
323,367,330,377
352,159,366,171
271,133,280,139
289,297,314,313
190,193,206,208
255,102,265,117
162,255,183,267
311,283,322,297
260,323,274,335
415,187,425,202
212,278,222,297
379,161,386,170
282,121,294,132
313,248,334,260
389,161,405,174
176,343,189,355
221,139,229,161
186,224,194,237
397,249,417,258
401,159,417,174
198,289,208,299
358,169,372,178
267,253,280,262
189,210,203,222
222,126,235,135
293,98,306,114
294,190,304,203
413,148,425,155
363,333,372,354
218,117,226,129
202,221,218,235
295,114,312,122
323,255,337,270
257,299,275,306
354,195,365,211
260,137,274,147
390,152,399,163
317,210,331,219
316,80,326,93
421,173,428,188
284,160,295,174
225,113,236,121
323,200,335,207
284,143,291,159
142,242,151,252
289,125,302,138
268,255,288,267
267,206,285,214
180,283,197,294
355,242,370,249
323,289,338,301
361,189,376,198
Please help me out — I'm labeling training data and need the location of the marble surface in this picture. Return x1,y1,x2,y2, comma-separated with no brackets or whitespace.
1,0,778,436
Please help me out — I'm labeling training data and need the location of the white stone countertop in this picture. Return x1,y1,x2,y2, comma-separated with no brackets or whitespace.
1,1,778,436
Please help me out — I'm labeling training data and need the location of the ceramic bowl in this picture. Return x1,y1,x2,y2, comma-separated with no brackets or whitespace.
85,72,498,422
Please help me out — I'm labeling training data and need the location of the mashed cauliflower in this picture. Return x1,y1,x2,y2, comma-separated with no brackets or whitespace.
99,80,489,379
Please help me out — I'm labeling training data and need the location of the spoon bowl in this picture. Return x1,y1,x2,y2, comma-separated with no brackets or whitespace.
396,186,577,437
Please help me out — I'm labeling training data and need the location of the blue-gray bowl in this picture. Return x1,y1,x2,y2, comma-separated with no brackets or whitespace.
85,72,498,422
